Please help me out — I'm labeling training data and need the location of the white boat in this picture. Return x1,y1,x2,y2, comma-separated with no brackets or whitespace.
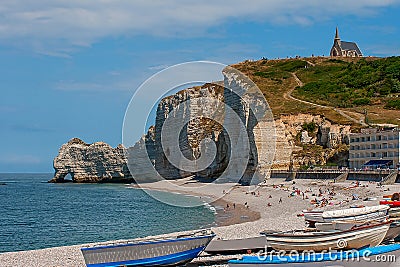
315,217,388,232
261,221,390,252
303,210,323,226
383,220,400,243
315,220,359,231
389,207,400,218
305,205,389,226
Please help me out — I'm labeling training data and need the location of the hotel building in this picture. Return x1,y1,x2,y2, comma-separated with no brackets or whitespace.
349,128,400,169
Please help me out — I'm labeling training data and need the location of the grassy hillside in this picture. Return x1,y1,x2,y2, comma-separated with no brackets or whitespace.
232,56,400,126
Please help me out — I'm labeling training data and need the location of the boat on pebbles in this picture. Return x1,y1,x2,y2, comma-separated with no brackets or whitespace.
80,229,214,267
260,221,390,252
304,205,389,227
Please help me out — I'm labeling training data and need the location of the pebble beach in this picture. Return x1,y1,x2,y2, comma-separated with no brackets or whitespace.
1,177,398,267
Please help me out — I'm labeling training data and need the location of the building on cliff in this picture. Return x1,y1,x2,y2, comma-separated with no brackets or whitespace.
330,27,362,57
349,128,400,169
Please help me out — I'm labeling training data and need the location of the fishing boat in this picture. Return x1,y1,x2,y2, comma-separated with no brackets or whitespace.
303,210,323,226
314,216,389,231
228,243,400,266
261,221,390,252
383,220,400,243
305,205,389,226
315,220,360,231
389,207,400,218
80,230,215,267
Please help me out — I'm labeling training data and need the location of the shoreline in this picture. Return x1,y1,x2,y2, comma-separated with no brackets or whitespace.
2,178,400,266
131,181,262,228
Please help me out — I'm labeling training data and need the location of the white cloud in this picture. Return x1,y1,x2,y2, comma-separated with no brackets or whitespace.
0,0,398,50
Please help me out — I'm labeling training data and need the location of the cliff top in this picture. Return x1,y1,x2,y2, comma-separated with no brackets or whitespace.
232,56,400,127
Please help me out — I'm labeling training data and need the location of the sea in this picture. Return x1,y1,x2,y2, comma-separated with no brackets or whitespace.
0,173,216,253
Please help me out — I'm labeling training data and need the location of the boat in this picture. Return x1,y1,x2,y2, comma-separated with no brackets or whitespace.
381,200,400,208
389,207,400,218
261,221,390,252
80,230,215,267
305,205,389,226
228,243,400,266
205,236,266,254
383,220,400,243
303,210,323,226
315,216,389,232
315,220,360,231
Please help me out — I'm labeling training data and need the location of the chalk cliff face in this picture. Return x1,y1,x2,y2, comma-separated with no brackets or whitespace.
51,70,351,183
273,114,350,169
125,83,228,183
49,138,132,183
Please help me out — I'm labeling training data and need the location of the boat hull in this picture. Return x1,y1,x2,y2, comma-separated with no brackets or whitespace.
228,243,400,266
381,200,400,207
264,222,390,252
81,233,214,267
383,221,400,243
83,246,204,267
305,205,389,226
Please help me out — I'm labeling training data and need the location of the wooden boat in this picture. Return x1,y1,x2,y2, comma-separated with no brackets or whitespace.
383,220,400,243
205,236,266,254
80,230,215,267
315,217,388,232
315,220,359,231
261,222,390,252
228,243,400,266
303,210,323,226
389,207,400,218
305,205,389,226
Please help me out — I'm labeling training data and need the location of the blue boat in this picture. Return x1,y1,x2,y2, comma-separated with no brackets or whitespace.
81,230,215,267
228,243,400,266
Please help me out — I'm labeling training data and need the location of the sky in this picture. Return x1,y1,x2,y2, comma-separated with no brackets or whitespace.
1,0,400,173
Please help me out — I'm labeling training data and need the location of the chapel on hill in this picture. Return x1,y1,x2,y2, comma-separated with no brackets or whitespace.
330,27,363,57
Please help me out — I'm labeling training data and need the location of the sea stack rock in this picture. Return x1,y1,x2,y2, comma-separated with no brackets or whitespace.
49,138,133,183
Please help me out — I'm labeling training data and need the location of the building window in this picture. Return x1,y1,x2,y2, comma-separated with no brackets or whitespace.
383,152,388,158
367,136,371,141
378,135,382,141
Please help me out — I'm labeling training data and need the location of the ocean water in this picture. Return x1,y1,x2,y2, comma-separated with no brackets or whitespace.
0,173,216,253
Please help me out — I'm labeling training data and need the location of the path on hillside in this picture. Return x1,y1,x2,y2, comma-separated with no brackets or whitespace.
286,72,368,126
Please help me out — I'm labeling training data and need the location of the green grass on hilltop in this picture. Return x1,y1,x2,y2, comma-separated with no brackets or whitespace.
294,57,400,108
232,56,400,126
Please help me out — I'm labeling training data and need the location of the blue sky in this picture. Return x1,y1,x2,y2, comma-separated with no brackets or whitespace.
0,1,400,172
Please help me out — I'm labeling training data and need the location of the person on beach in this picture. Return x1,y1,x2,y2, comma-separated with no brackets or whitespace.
279,197,282,203
233,203,236,209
